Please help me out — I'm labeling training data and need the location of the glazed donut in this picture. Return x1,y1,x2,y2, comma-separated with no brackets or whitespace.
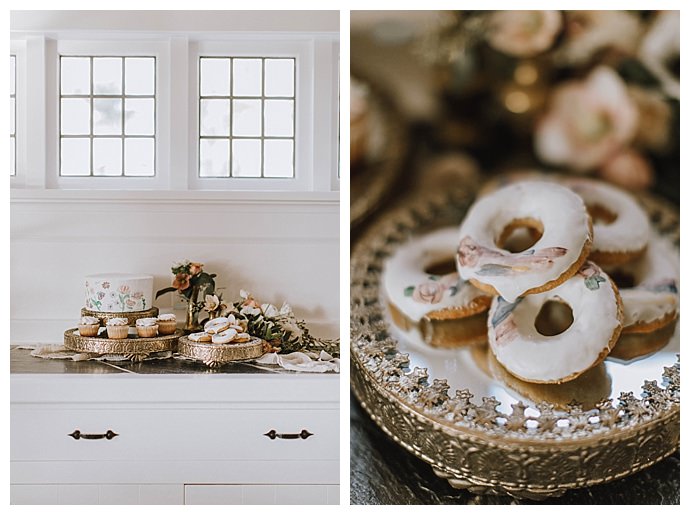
383,228,492,347
457,181,592,302
609,322,676,361
607,232,679,334
233,332,252,343
212,328,238,344
204,316,232,335
487,261,623,384
188,332,212,342
563,178,650,265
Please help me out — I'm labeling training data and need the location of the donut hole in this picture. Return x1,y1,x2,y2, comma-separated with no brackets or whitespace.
534,300,574,337
496,218,544,253
586,203,618,226
424,259,457,276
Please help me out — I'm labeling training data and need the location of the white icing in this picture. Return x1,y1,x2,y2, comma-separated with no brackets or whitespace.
457,181,591,303
383,228,489,323
188,332,210,342
562,178,650,255
106,317,129,326
157,314,177,322
204,317,231,334
80,316,99,325
135,317,158,327
212,328,238,344
612,232,679,328
487,262,621,383
85,273,153,312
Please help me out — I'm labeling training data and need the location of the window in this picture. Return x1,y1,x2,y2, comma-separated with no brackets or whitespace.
59,56,156,176
10,55,16,175
199,57,295,179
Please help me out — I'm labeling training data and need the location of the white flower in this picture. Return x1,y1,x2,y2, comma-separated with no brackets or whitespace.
282,320,303,338
204,294,220,312
240,305,261,316
261,303,279,317
638,11,679,100
239,289,250,300
280,302,293,316
486,10,562,58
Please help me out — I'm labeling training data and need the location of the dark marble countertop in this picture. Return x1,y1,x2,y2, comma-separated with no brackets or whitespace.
350,393,680,505
10,346,329,375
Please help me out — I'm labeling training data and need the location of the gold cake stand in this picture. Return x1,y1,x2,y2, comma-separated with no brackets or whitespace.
350,182,680,499
177,336,268,367
64,328,181,361
81,306,159,327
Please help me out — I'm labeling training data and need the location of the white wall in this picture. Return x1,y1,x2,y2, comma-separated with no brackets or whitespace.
10,191,339,344
10,10,339,33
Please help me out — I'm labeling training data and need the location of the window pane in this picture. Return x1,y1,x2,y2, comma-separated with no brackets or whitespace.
61,138,91,176
125,98,154,135
61,57,90,95
124,138,154,176
93,138,122,176
232,99,262,137
10,97,15,135
264,99,293,137
200,58,231,96
264,59,294,97
61,98,91,135
264,139,293,178
10,55,15,96
200,99,230,136
125,58,155,95
199,139,229,177
93,57,122,95
93,98,122,135
232,139,261,177
233,59,262,96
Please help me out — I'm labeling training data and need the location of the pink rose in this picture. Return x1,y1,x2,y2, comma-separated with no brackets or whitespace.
599,149,654,191
173,273,191,291
412,282,446,304
486,11,562,57
535,67,638,171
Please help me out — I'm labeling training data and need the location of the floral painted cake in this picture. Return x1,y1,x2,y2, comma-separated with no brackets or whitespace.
85,273,153,312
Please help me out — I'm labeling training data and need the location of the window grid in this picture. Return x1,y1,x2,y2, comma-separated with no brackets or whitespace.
59,55,157,177
198,56,296,179
10,55,16,176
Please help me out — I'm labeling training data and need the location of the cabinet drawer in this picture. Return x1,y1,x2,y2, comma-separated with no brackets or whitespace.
11,406,338,463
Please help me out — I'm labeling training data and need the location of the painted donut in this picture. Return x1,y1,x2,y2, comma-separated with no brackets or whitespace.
383,228,492,347
457,181,592,303
204,316,232,335
188,332,212,342
563,178,650,265
487,261,623,384
212,328,238,344
606,232,679,334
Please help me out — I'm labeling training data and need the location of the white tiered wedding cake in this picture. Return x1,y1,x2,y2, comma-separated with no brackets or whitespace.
85,273,154,312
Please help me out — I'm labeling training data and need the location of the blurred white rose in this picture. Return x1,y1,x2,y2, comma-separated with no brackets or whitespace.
486,11,562,57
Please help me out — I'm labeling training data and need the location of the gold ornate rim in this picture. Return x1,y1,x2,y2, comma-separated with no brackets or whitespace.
64,328,181,355
177,336,267,367
80,307,160,327
350,184,680,499
350,76,408,230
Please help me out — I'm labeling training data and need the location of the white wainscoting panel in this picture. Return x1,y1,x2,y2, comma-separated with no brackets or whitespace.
10,192,339,343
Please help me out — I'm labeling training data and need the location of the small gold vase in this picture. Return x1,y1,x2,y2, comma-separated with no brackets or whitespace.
183,285,204,334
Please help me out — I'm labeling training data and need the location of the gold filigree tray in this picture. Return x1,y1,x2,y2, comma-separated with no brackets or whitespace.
80,306,159,326
177,336,268,367
350,185,680,499
351,76,407,231
64,327,181,359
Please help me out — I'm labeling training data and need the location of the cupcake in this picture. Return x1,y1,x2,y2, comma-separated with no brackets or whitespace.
78,316,100,337
135,317,159,338
157,313,177,335
106,317,130,339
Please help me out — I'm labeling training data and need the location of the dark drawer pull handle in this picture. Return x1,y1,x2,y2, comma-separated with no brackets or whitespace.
264,429,313,440
68,429,118,441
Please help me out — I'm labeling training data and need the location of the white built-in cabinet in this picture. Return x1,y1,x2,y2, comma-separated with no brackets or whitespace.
11,373,339,505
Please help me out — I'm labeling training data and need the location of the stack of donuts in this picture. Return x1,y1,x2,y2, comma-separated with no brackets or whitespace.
383,177,679,384
187,315,252,344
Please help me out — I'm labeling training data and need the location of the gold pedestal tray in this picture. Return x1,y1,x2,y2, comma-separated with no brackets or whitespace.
177,336,268,367
64,328,181,360
350,183,680,499
81,306,159,327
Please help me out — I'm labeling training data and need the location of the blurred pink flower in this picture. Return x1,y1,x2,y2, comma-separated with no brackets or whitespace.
535,67,638,171
412,282,446,304
486,11,562,57
599,149,654,191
